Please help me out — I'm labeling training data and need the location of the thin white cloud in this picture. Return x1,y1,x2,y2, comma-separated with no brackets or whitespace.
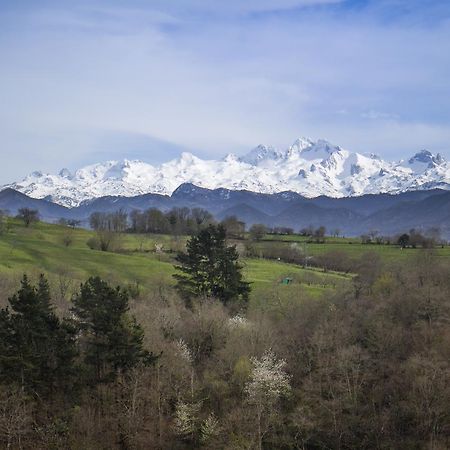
361,110,400,120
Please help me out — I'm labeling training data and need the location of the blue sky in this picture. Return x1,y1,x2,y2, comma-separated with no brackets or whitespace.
0,0,449,183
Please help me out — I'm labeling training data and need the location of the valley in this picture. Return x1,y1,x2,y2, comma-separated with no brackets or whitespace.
1,184,450,238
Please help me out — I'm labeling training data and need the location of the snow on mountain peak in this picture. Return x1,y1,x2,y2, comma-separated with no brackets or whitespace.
408,150,445,168
104,160,132,179
290,137,315,151
286,137,341,161
180,152,196,161
239,144,284,165
222,153,238,163
58,168,72,179
4,137,450,207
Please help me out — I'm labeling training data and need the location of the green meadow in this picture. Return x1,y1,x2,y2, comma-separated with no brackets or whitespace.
255,235,450,262
1,219,448,306
0,220,352,302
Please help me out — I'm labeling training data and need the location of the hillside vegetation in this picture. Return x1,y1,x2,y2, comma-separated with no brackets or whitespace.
0,220,352,303
0,218,449,449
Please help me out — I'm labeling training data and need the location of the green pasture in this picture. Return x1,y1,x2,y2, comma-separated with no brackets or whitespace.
0,221,350,302
242,258,351,309
250,237,450,262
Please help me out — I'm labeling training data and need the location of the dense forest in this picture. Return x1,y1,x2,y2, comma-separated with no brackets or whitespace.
0,220,449,449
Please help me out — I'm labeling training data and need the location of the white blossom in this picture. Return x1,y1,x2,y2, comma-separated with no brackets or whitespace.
245,350,291,405
176,338,193,364
173,400,201,437
228,314,250,329
200,413,220,443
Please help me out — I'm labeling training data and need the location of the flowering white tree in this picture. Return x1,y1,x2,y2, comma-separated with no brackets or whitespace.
228,314,251,330
174,401,221,445
176,338,195,399
200,413,220,444
245,350,291,450
173,339,221,446
173,400,201,440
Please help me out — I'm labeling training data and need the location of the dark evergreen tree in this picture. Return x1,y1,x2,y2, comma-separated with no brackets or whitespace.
71,277,156,385
174,224,251,305
0,275,77,400
0,307,14,376
398,233,410,248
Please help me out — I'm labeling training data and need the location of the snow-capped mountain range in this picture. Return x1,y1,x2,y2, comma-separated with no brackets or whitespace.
5,137,450,207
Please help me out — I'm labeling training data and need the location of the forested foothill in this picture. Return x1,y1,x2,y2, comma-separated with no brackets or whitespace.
0,210,449,449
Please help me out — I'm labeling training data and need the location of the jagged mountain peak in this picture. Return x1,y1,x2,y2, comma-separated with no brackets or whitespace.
171,182,203,196
58,168,73,179
239,144,283,165
287,137,342,160
290,136,315,150
104,161,132,179
222,153,239,162
408,149,445,167
3,136,449,207
31,170,45,178
179,152,197,161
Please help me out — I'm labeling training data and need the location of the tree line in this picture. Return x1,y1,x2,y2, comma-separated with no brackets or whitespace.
128,208,215,235
5,207,448,249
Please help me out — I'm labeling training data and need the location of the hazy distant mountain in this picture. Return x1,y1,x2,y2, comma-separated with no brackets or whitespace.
1,185,449,238
4,137,449,207
0,188,70,221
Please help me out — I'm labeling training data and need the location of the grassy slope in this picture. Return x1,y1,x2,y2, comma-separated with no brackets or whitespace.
257,235,450,262
242,258,350,308
0,221,349,301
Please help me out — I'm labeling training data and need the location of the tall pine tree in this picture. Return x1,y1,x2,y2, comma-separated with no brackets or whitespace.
71,277,156,385
174,224,251,305
0,275,77,400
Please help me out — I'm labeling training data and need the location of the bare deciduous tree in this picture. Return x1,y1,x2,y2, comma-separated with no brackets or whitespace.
0,387,33,449
16,208,39,227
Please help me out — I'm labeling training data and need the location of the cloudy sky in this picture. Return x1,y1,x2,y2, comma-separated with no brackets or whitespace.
0,0,449,183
